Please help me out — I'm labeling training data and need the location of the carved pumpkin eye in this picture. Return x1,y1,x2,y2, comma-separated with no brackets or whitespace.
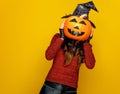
79,21,86,25
70,18,77,22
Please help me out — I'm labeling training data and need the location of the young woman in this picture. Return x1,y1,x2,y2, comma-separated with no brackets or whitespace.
39,1,97,93
39,19,95,94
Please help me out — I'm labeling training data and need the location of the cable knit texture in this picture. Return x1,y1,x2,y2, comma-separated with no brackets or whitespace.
45,33,95,88
83,42,96,69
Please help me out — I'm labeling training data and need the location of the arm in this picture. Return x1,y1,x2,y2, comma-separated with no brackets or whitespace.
83,42,96,69
45,33,64,60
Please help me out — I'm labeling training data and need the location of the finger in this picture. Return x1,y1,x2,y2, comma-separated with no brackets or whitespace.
79,14,88,19
90,28,94,37
60,20,65,29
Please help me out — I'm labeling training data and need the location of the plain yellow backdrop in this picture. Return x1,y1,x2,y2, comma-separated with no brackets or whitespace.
0,0,120,94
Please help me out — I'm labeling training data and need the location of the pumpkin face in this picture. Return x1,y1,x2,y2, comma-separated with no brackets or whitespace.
63,16,92,41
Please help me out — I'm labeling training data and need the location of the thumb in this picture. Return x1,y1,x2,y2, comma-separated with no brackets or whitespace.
60,20,65,29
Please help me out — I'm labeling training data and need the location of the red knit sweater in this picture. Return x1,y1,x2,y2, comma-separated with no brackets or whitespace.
45,33,95,88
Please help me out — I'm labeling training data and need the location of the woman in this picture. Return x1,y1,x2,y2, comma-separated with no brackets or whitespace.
39,1,98,93
39,20,95,94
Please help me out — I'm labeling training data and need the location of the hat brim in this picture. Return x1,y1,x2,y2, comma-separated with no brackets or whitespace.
88,20,96,28
61,14,73,18
61,14,96,28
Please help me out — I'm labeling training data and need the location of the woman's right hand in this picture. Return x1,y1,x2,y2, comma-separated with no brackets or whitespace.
59,20,65,39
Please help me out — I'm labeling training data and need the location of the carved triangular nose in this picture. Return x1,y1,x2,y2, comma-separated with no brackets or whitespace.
74,26,79,29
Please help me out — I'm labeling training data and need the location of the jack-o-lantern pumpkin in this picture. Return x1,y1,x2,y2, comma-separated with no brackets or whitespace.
63,16,92,41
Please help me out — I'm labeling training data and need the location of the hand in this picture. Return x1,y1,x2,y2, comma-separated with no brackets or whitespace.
59,29,64,39
60,20,65,29
59,20,65,39
84,28,94,43
83,34,93,43
87,36,93,42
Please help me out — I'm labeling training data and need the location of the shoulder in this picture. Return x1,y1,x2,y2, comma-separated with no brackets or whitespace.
53,33,60,38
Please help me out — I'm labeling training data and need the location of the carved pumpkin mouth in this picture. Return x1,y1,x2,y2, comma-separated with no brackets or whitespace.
68,28,85,36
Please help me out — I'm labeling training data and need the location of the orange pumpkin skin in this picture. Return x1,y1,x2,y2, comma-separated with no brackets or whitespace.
63,16,92,41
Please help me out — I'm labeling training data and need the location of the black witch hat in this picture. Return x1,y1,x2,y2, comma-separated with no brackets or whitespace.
73,1,98,16
62,1,98,28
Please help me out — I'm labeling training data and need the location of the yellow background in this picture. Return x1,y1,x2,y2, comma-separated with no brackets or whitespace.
0,0,120,94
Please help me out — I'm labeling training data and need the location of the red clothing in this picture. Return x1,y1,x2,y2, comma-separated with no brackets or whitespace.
45,33,95,88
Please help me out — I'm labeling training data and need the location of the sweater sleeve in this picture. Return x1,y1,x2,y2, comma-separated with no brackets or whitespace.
83,42,96,69
45,33,64,60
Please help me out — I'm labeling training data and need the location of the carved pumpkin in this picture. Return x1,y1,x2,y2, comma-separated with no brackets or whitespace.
63,16,92,41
